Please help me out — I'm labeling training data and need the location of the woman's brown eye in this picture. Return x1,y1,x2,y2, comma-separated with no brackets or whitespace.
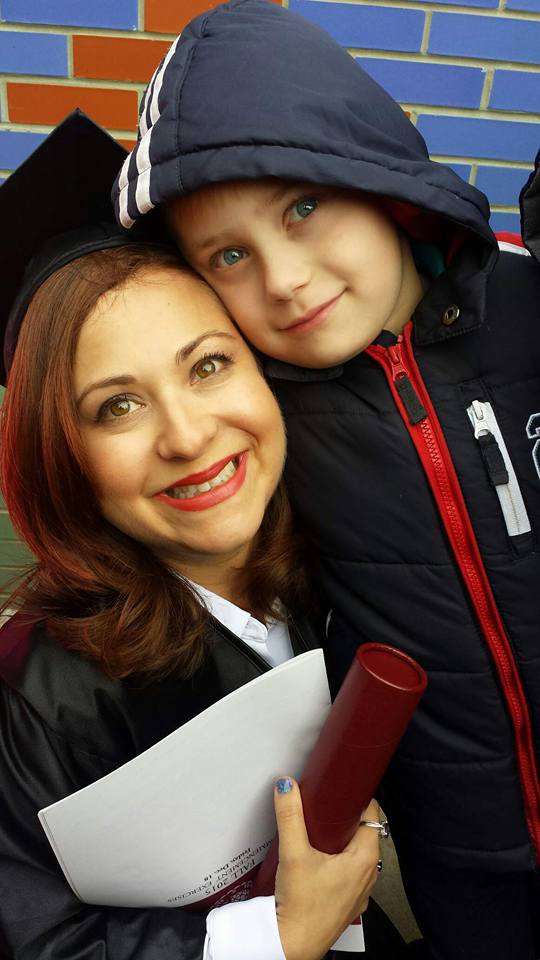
109,398,132,417
195,359,217,379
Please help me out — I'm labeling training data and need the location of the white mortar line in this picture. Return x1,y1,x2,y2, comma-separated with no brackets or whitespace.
301,0,540,21
432,155,533,168
479,67,495,110
349,49,540,74
0,79,8,123
2,75,148,92
402,103,539,121
66,31,73,78
0,23,179,40
420,10,432,55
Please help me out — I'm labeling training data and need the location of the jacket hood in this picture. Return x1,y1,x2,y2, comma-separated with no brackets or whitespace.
521,149,540,262
113,0,495,254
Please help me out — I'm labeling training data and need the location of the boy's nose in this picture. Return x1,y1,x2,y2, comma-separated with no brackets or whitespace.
262,247,311,301
156,402,219,461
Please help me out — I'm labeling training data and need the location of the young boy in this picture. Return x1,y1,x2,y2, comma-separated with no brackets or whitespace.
113,2,540,956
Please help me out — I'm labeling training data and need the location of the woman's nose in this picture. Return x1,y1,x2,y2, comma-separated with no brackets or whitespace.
156,402,218,461
263,245,311,301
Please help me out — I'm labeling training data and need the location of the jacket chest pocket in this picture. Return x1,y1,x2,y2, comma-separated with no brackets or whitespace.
467,399,532,546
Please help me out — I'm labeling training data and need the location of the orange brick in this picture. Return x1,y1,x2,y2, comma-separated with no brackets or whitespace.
118,138,137,151
74,36,171,84
7,83,139,132
145,0,281,34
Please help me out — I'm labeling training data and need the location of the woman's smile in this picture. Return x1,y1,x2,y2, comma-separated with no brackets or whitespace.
155,451,246,511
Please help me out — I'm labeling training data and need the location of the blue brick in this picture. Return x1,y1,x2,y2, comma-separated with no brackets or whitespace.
429,13,540,65
417,116,539,163
356,58,484,109
0,31,67,76
0,0,137,30
424,0,498,5
288,1,424,52
506,0,540,10
490,70,540,115
475,166,532,205
0,131,46,171
447,163,472,182
489,211,521,233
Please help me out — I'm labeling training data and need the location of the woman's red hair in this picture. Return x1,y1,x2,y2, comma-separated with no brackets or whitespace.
0,246,310,679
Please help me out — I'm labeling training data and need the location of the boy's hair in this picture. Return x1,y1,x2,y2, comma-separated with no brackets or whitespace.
1,244,311,680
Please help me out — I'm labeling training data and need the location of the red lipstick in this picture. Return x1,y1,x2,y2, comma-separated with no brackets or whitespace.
154,452,247,513
161,453,239,490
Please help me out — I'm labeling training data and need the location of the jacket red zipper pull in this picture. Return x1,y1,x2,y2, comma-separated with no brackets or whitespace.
387,340,427,425
388,340,408,378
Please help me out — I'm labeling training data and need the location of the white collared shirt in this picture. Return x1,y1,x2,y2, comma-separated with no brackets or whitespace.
191,583,290,960
192,582,294,667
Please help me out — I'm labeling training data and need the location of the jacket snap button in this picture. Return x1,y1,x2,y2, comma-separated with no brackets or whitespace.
442,304,460,326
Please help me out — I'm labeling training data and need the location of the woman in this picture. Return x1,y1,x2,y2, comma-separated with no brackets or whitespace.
0,113,381,960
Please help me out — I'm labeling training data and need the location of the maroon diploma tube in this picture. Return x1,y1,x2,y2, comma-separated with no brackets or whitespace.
251,642,427,897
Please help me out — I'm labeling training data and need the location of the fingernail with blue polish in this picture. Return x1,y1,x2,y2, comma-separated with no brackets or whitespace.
276,777,293,794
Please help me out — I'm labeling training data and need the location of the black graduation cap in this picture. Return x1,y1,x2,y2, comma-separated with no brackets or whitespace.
0,109,170,384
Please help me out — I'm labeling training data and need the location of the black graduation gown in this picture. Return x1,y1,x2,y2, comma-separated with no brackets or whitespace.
0,612,316,959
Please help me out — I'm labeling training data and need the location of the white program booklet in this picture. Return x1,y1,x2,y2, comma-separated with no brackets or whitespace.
38,650,331,911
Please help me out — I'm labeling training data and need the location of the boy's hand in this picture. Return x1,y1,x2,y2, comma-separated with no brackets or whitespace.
273,778,380,960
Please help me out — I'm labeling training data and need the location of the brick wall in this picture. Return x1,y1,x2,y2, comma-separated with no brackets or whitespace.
0,0,539,594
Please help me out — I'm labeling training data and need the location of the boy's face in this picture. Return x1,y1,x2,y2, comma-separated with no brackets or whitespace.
169,180,424,368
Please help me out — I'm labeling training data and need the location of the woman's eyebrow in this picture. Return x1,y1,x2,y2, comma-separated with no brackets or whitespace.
77,375,135,408
175,330,236,363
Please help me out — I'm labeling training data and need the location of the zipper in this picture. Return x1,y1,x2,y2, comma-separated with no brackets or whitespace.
367,323,540,858
467,399,531,539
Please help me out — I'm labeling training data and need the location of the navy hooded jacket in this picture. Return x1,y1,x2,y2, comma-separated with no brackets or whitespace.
113,0,540,872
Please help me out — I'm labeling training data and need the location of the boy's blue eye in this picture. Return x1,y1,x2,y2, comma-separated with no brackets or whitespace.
217,248,246,267
289,198,318,223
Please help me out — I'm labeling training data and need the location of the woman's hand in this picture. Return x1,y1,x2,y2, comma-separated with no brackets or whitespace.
273,777,380,960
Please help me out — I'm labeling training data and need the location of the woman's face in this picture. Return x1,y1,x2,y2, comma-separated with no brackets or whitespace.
74,267,286,581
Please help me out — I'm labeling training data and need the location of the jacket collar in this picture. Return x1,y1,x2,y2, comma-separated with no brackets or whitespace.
411,236,498,347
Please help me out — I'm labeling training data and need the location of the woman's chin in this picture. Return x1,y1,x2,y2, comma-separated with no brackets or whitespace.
153,532,257,574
